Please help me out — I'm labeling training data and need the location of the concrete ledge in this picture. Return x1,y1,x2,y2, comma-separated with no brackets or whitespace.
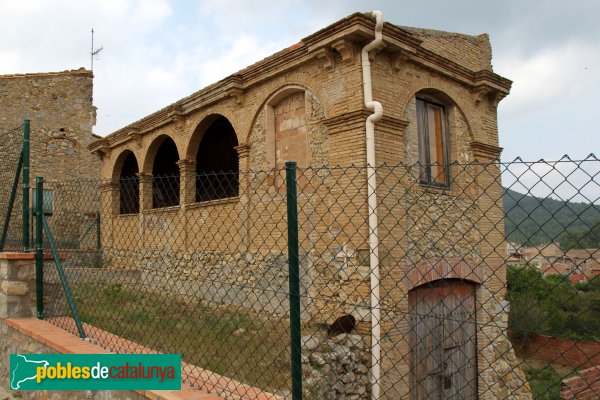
5,318,223,400
0,252,69,261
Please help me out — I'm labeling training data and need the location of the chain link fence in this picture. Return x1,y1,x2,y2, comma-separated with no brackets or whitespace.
20,156,600,399
0,122,25,251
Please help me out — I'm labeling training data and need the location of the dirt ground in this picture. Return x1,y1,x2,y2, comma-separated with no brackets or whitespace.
0,384,20,400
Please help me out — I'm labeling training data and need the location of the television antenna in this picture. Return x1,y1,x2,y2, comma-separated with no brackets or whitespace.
90,28,103,71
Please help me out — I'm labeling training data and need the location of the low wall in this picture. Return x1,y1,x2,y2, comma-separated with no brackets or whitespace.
0,323,149,400
511,333,600,369
561,366,600,399
0,252,222,400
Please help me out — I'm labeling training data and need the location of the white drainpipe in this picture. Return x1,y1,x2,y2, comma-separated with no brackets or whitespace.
361,10,384,400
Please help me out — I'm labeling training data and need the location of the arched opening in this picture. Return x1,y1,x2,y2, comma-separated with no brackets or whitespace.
118,151,140,214
151,137,180,208
194,116,239,202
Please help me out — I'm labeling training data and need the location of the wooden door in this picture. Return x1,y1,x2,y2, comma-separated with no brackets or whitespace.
409,280,477,400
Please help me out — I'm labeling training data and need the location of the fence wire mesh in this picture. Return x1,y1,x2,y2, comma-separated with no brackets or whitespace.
29,156,600,399
0,123,24,251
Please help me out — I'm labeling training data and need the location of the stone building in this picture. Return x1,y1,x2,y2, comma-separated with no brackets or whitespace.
0,68,99,181
89,12,529,400
0,68,100,248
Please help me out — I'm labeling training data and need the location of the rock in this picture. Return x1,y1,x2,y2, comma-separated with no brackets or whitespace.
341,372,355,383
332,343,350,359
302,335,321,351
310,353,326,366
233,328,246,337
346,334,364,349
357,363,368,374
333,333,349,343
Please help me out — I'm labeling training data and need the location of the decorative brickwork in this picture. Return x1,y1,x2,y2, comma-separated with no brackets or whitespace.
81,12,524,399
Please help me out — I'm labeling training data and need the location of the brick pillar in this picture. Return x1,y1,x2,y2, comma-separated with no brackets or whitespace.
0,253,36,319
99,182,118,262
138,172,153,211
235,144,251,253
177,159,196,208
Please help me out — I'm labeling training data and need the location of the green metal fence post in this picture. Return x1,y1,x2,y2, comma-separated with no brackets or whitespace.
35,177,44,319
285,161,302,400
95,212,101,267
22,119,30,251
43,215,86,338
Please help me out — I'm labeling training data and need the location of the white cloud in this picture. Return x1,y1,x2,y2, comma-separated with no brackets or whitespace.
496,42,600,119
195,35,283,87
131,0,172,25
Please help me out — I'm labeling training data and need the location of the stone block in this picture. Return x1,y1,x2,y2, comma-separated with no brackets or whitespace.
1,280,29,296
17,264,35,281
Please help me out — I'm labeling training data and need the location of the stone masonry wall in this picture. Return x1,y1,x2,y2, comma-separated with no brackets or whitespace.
0,68,100,182
0,69,100,249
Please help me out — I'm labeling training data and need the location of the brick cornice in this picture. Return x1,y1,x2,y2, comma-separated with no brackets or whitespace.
470,141,503,161
324,110,409,136
97,13,510,150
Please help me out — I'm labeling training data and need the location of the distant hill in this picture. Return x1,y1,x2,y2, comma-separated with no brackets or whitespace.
503,188,600,248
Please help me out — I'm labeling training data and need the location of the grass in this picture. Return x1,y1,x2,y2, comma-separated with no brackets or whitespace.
524,366,562,400
71,283,292,393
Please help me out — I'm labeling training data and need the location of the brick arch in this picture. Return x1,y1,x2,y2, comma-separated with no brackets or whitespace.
185,113,238,160
246,81,330,143
399,82,477,144
403,258,483,292
112,149,140,214
188,114,240,202
110,148,141,183
141,134,181,175
111,149,139,182
182,107,242,159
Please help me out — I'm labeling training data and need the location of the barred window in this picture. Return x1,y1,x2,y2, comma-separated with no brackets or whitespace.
152,137,180,208
195,116,239,202
417,98,450,186
119,151,140,214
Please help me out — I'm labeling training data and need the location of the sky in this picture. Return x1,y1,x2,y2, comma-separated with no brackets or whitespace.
0,0,599,165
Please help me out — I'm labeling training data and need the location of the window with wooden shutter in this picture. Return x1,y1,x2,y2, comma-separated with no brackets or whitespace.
417,98,450,186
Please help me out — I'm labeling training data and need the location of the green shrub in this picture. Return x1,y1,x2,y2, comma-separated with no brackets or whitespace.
102,283,123,300
507,266,600,341
525,366,562,400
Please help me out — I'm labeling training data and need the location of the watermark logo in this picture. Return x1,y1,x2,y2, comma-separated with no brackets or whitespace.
10,354,181,390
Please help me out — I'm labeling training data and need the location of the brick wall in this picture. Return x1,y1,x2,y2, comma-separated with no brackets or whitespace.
561,366,600,399
512,333,600,369
274,91,308,168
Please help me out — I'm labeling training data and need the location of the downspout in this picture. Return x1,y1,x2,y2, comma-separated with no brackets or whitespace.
361,10,384,400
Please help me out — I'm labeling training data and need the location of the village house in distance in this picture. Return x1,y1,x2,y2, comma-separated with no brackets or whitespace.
88,12,530,399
